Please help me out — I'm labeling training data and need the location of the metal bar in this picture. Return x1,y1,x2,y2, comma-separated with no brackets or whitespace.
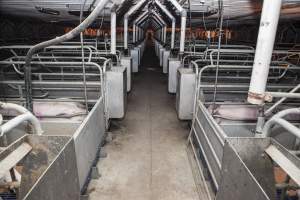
0,143,32,178
265,145,300,186
262,108,300,138
265,84,300,116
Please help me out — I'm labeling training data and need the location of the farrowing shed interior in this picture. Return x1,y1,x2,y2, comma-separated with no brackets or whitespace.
0,0,300,199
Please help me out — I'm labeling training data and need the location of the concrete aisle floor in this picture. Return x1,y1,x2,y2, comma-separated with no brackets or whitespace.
89,40,198,200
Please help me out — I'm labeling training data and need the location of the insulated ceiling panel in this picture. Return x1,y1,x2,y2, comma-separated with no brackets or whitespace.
0,0,119,23
1,0,300,25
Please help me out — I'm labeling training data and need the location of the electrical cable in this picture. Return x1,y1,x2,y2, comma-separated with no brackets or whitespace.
212,0,224,113
80,0,89,113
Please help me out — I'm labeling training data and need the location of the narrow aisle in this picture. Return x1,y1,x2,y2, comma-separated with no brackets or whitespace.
89,40,198,200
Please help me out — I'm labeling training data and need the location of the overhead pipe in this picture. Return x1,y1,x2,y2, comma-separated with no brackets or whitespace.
179,0,188,5
152,12,167,43
150,13,165,42
167,0,186,53
247,0,283,105
133,25,136,43
154,0,176,49
110,4,117,55
136,16,149,41
133,11,149,43
138,19,149,41
152,22,161,40
0,102,43,136
149,17,161,40
123,0,147,50
151,16,164,42
24,0,112,111
135,15,148,42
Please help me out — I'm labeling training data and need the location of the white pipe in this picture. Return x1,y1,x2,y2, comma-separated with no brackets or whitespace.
248,0,283,105
124,16,129,49
154,0,176,48
152,13,166,43
163,27,167,43
133,24,136,43
171,21,176,49
266,118,300,139
266,92,300,99
151,17,161,40
0,102,43,135
1,103,30,114
133,11,149,43
136,18,148,42
123,0,147,49
110,6,117,54
167,0,186,52
140,27,143,41
168,0,183,12
180,11,187,53
262,108,300,139
265,84,300,116
1,113,41,136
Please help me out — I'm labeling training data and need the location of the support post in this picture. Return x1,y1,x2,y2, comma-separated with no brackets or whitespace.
111,6,117,54
124,15,129,49
179,10,187,53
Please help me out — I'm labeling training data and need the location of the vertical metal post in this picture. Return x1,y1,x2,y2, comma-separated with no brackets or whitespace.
133,24,136,43
180,10,187,53
171,21,175,48
111,6,117,54
168,0,186,52
124,15,129,49
163,26,167,43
